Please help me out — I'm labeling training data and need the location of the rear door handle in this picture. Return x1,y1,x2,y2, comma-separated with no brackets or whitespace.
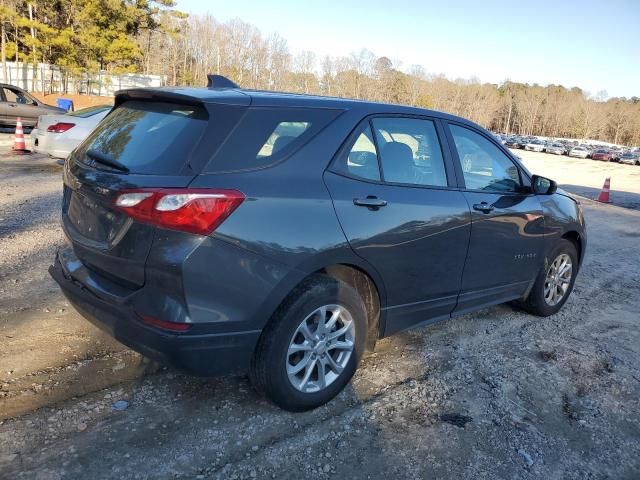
473,202,494,213
354,196,387,209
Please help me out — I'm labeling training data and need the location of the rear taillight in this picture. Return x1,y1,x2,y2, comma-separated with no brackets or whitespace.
113,188,245,235
47,122,75,133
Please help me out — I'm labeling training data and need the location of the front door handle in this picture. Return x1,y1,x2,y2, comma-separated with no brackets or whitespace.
473,202,494,213
354,196,387,209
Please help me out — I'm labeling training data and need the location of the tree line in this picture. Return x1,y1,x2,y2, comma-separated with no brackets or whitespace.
1,1,639,145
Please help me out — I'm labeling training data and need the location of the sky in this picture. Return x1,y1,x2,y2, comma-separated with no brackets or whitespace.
178,0,640,98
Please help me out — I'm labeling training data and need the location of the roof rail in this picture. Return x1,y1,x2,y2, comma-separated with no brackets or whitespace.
207,74,240,89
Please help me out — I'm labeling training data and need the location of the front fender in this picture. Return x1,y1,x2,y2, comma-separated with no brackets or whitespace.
540,193,587,269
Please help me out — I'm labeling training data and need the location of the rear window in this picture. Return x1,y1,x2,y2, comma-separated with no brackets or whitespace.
68,105,112,118
75,100,208,175
205,107,342,173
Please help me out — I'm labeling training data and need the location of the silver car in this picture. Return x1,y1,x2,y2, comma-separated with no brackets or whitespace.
524,140,545,152
619,153,640,165
569,146,590,158
32,105,111,159
546,143,566,155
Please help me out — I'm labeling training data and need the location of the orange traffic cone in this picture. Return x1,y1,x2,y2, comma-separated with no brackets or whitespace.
596,177,612,203
12,117,31,155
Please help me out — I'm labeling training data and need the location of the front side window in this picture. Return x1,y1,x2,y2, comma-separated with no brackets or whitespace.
3,87,31,104
449,124,521,192
371,117,447,187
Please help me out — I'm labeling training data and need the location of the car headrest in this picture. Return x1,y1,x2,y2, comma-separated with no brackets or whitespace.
348,151,377,166
381,142,414,166
272,135,296,154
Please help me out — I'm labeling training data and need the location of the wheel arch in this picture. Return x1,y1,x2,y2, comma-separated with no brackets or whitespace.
561,230,583,265
255,252,387,352
316,263,382,351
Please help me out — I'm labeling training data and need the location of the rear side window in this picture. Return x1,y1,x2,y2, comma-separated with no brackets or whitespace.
334,123,381,181
372,117,448,187
75,100,208,175
257,122,311,159
206,107,341,173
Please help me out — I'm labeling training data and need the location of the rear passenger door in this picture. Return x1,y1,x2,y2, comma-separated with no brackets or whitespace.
324,116,471,336
444,122,545,313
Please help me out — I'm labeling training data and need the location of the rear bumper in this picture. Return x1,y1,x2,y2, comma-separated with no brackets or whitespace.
49,251,261,376
32,131,69,158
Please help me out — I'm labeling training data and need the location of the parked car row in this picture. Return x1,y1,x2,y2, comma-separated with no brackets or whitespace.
4,79,639,170
495,133,640,166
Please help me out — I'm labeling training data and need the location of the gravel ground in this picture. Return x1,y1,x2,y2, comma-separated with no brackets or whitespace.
1,136,639,479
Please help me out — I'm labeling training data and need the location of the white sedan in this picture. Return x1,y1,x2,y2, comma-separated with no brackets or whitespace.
32,105,111,159
569,146,590,159
524,140,545,152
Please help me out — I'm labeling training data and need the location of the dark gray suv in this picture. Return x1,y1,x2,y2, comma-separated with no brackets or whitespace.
50,76,586,411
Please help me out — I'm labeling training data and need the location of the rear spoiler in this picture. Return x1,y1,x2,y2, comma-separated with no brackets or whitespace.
114,86,250,108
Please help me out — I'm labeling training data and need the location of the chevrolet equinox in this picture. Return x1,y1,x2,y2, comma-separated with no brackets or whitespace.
50,75,586,411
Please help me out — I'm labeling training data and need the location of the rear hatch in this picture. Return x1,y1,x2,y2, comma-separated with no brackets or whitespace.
62,93,247,288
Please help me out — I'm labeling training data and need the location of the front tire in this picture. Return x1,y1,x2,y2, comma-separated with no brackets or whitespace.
250,275,367,411
521,239,578,316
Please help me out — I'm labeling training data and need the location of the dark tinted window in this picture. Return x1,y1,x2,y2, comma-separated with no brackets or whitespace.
206,107,342,173
372,117,447,187
75,101,208,175
450,124,521,192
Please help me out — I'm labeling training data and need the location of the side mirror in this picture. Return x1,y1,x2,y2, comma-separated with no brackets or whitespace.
531,174,557,195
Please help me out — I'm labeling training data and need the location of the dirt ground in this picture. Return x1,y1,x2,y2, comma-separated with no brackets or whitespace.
1,138,639,479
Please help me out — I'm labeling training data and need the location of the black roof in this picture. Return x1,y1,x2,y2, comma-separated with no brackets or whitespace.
115,76,473,126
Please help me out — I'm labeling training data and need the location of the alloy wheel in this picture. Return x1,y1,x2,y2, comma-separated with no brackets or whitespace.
544,253,573,306
286,304,355,393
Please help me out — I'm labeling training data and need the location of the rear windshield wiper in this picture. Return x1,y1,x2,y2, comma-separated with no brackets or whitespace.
86,149,129,173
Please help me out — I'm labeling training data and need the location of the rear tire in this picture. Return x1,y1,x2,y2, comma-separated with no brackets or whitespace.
521,239,578,316
250,274,367,412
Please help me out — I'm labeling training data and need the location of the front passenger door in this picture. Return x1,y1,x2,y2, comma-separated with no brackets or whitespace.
325,117,471,336
446,123,545,314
